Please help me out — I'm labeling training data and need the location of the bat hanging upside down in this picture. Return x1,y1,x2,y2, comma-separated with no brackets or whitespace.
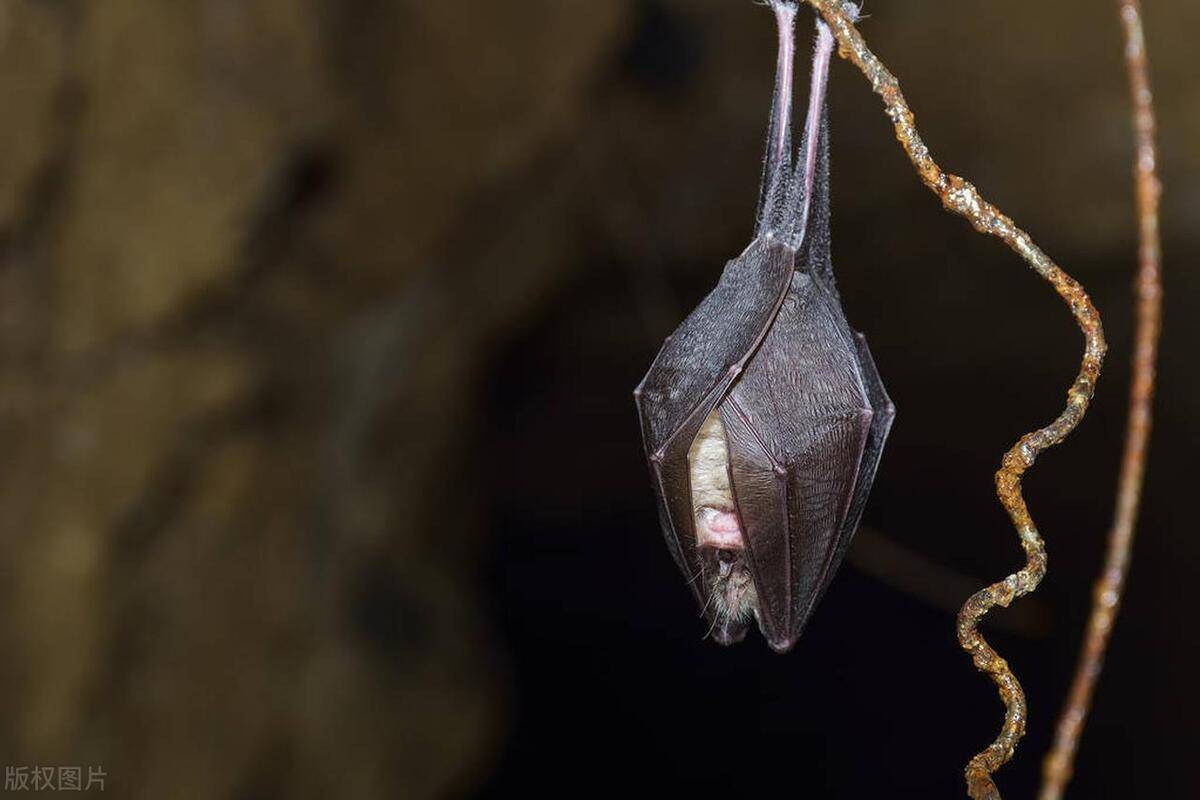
634,1,893,653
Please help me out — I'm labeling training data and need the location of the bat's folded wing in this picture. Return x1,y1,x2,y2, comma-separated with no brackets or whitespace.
722,284,875,650
634,237,794,596
818,332,896,600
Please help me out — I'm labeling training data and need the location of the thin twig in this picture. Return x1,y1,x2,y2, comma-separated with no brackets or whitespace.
798,2,1107,797
1040,2,1162,797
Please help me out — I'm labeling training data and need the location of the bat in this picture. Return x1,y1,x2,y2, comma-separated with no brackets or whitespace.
634,1,894,653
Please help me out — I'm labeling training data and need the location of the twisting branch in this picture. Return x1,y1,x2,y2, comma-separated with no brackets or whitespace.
1040,2,1162,797
797,2,1107,797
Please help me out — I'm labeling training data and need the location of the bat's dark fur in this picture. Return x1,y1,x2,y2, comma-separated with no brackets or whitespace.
634,1,893,653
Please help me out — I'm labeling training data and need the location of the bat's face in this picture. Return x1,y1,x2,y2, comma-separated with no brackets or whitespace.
634,2,889,653
688,411,759,633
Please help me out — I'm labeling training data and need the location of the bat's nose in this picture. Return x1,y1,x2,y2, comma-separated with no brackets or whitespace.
696,507,745,550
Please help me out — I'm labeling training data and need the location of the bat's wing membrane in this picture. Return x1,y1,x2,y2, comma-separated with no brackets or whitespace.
635,237,795,598
818,333,896,598
796,117,896,602
723,276,873,650
718,402,790,643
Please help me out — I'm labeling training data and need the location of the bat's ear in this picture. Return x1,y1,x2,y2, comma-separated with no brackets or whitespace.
754,2,798,240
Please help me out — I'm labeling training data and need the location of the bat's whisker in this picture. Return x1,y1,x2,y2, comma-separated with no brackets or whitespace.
698,581,718,619
702,599,723,641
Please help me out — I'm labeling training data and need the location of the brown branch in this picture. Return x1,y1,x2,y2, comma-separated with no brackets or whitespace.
798,2,1107,797
1040,2,1162,797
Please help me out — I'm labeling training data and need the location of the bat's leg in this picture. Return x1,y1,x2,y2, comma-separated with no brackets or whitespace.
754,1,798,239
792,5,860,264
800,118,835,287
789,16,835,248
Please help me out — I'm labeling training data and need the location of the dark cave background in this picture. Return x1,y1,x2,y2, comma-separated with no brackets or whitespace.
0,1,1195,797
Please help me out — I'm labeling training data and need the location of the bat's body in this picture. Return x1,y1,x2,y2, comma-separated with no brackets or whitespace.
634,1,893,653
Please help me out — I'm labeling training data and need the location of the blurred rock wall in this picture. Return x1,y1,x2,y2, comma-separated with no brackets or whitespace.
0,1,630,797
